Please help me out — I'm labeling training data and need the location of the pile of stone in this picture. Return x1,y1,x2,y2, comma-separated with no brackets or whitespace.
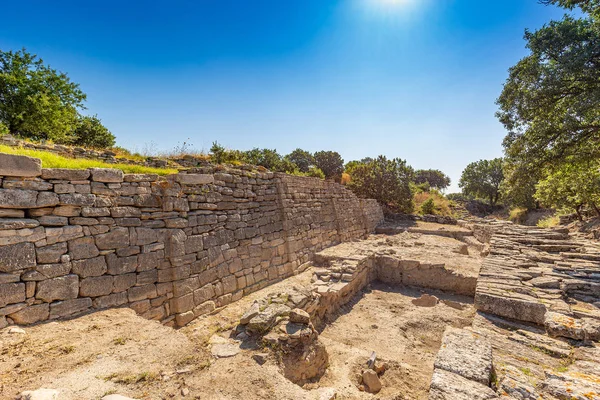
237,287,329,385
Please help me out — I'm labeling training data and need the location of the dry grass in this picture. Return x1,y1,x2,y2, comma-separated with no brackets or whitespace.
509,207,528,224
0,145,178,175
537,215,560,228
413,191,452,216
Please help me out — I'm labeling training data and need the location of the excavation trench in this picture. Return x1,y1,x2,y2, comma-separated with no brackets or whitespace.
235,227,484,398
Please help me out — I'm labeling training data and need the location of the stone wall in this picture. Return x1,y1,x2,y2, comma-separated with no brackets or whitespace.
0,154,383,328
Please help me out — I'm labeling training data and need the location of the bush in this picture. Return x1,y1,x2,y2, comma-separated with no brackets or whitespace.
348,155,414,213
314,151,344,181
509,207,528,224
0,121,8,136
420,198,435,215
413,191,453,216
537,215,560,228
71,115,115,148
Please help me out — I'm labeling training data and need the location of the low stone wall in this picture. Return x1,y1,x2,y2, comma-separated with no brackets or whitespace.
0,154,383,328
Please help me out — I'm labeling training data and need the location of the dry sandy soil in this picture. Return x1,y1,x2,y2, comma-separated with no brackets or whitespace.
1,275,475,400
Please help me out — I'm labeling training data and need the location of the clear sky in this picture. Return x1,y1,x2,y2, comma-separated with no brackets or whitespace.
0,0,568,191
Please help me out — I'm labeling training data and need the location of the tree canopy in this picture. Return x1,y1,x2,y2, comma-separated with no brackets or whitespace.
348,156,414,213
314,151,344,181
71,115,116,148
459,158,504,206
285,149,314,173
496,15,600,166
413,169,451,190
0,49,86,142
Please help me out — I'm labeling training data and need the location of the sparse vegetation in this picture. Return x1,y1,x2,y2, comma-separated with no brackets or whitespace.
0,144,177,175
509,207,528,224
537,215,560,228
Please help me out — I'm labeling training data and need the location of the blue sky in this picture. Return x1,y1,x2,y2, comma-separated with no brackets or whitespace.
0,0,568,191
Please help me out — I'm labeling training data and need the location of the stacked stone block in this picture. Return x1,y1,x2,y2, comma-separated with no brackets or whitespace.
0,154,383,328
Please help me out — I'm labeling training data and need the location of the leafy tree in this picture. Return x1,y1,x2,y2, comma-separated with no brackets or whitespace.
71,115,115,148
535,158,600,219
496,15,600,166
413,169,451,190
0,121,8,136
0,49,86,142
285,148,314,173
540,0,600,18
459,158,504,206
348,155,414,213
500,158,541,209
314,151,344,181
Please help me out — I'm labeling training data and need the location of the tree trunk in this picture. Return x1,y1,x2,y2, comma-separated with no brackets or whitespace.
591,202,600,217
575,204,584,221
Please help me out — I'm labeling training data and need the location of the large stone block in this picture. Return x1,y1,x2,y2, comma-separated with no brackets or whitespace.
8,303,49,324
90,168,124,183
0,189,37,208
80,275,114,297
96,227,130,250
0,242,36,272
71,256,107,278
68,237,100,260
0,282,25,307
49,297,92,319
106,254,138,275
41,168,90,181
172,173,214,185
0,153,41,177
36,274,79,302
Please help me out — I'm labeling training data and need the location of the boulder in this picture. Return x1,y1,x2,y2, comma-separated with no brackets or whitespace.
89,168,124,183
240,301,260,324
247,304,290,334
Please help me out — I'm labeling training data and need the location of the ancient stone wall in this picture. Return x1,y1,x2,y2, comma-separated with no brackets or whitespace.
0,154,383,328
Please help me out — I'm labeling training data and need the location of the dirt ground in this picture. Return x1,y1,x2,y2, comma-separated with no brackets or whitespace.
1,268,475,400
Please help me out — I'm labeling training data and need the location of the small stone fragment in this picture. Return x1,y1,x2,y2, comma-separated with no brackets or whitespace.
19,388,60,400
289,308,310,324
362,369,382,393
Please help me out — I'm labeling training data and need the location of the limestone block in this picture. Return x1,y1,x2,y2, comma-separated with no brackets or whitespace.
0,242,36,272
36,275,79,302
90,168,124,183
9,303,49,324
434,327,494,386
49,297,92,319
0,282,25,307
172,173,214,185
128,284,157,302
58,193,95,207
106,254,138,275
0,153,41,177
0,189,37,208
429,369,499,400
41,168,90,181
72,256,107,278
80,275,114,297
95,227,130,250
68,237,100,260
113,273,137,293
0,218,40,230
38,216,68,227
37,243,68,264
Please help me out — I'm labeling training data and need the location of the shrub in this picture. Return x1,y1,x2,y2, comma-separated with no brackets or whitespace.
71,115,115,148
348,155,414,213
420,198,435,215
0,121,8,136
537,215,560,228
413,191,453,216
509,207,528,224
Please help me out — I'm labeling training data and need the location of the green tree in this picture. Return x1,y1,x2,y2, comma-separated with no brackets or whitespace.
285,148,314,173
496,15,600,166
348,155,414,213
71,115,115,148
314,151,344,181
535,158,600,219
413,169,451,190
459,158,504,206
541,0,600,18
500,158,541,209
0,49,86,142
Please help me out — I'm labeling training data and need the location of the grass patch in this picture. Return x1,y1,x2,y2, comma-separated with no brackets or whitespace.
0,144,177,175
112,336,128,346
537,215,560,228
